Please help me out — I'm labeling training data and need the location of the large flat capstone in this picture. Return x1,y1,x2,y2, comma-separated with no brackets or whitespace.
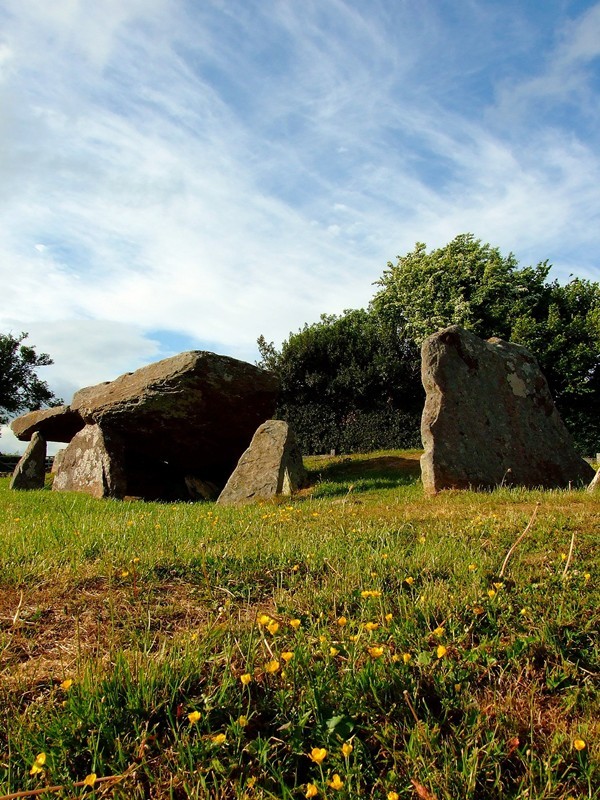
420,326,595,493
11,405,84,443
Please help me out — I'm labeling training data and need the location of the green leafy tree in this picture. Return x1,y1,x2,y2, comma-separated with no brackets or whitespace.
0,332,62,427
371,233,553,342
258,309,422,453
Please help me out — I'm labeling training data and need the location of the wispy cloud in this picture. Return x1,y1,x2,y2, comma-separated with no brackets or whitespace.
1,0,599,446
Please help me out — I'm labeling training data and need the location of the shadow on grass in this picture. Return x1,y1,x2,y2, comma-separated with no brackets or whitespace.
306,455,421,498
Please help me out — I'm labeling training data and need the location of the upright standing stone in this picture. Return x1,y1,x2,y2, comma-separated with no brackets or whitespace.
420,325,595,493
217,420,308,505
52,424,127,499
10,431,47,490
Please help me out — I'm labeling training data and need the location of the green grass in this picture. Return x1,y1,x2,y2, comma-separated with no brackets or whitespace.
0,450,598,799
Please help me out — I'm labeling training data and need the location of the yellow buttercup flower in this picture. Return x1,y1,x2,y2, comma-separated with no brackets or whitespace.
385,613,393,622
29,753,46,775
329,774,344,790
368,645,384,658
487,589,496,599
388,792,400,800
290,618,301,629
309,747,327,764
305,783,319,798
258,613,272,626
584,573,591,581
329,647,339,657
265,660,280,674
437,645,447,658
402,652,412,664
341,742,353,757
405,576,414,585
468,563,477,571
267,620,280,635
281,651,294,662
433,626,445,637
573,738,586,751
240,673,252,685
188,710,201,724
83,773,97,787
364,621,379,632
238,715,249,727
211,733,227,745
337,616,347,627
361,589,381,598
60,678,73,690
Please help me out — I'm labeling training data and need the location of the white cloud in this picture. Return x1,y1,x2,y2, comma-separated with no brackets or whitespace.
0,0,599,411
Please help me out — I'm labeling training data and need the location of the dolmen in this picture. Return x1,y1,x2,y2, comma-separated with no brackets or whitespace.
421,325,595,493
11,351,279,500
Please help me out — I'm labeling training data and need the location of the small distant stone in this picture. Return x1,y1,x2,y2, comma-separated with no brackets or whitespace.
10,431,47,490
217,420,308,505
588,468,600,493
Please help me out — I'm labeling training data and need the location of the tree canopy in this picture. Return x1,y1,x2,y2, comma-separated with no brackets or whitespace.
260,233,600,455
0,332,62,427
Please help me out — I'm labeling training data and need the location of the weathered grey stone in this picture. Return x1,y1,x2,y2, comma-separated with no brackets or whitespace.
420,326,595,493
11,405,84,443
69,351,278,494
588,468,600,493
10,432,47,490
52,424,127,498
51,448,66,474
217,419,307,505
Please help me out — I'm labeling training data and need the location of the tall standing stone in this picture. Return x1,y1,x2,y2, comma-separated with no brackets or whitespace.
217,420,308,505
420,325,595,493
10,431,47,490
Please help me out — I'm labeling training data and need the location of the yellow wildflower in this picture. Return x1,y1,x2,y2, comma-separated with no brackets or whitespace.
83,773,97,787
305,784,319,798
574,738,586,751
60,678,73,690
388,793,400,800
258,613,272,626
290,618,301,629
309,747,327,764
281,651,294,662
405,576,414,585
329,774,344,790
337,616,347,627
265,660,280,674
402,652,412,664
584,573,591,581
238,715,249,727
188,710,201,724
211,733,227,745
488,589,496,599
433,626,445,637
240,673,252,685
267,620,280,635
30,753,46,775
341,742,353,757
437,645,447,658
473,606,484,615
364,622,379,632
385,613,393,622
468,564,477,571
493,582,504,590
121,570,129,578
349,634,358,642
329,647,339,657
368,645,384,658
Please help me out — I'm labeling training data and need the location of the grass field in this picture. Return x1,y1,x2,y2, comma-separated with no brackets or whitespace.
0,450,598,799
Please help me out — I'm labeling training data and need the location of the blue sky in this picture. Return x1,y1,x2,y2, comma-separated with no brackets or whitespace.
1,0,600,450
